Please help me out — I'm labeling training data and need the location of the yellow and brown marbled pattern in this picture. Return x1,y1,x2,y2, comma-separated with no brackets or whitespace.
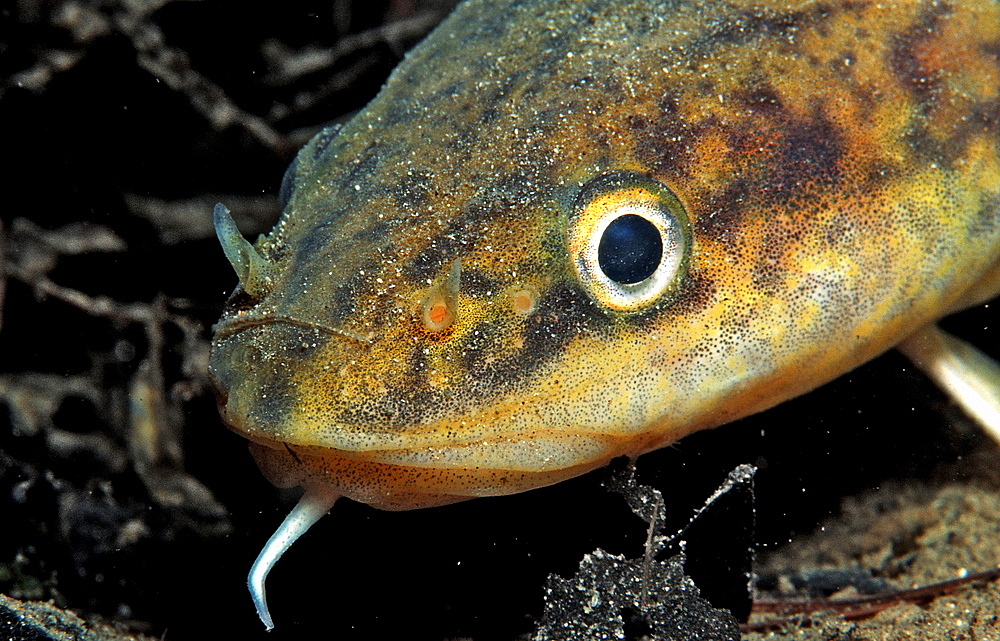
211,0,1000,509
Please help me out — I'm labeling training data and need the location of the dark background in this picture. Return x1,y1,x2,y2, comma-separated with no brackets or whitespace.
1,1,995,639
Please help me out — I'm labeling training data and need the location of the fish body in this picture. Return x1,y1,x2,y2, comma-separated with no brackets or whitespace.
209,0,1000,626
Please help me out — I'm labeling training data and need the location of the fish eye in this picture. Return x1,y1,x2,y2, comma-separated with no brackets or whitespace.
278,155,299,210
568,173,689,311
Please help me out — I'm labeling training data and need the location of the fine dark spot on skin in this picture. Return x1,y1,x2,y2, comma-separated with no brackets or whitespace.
827,50,858,79
380,105,418,127
251,373,297,427
455,285,604,405
862,161,899,188
285,218,391,304
969,193,1000,239
524,283,606,349
595,66,625,98
764,110,843,196
436,81,464,104
391,170,433,209
293,220,339,267
696,176,752,243
338,339,457,431
889,1,950,98
696,78,715,95
459,319,506,372
699,7,811,49
448,123,484,154
658,90,680,115
488,75,524,112
461,269,501,299
823,209,861,247
324,260,381,325
480,107,500,125
627,115,649,131
353,220,392,243
981,40,1000,61
667,273,716,318
733,82,784,117
325,283,359,326
234,325,328,424
940,99,1000,169
404,343,434,395
637,111,713,182
529,107,570,139
751,227,799,295
886,4,956,166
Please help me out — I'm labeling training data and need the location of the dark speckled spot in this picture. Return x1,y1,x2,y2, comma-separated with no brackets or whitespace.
733,83,784,116
666,273,716,317
353,220,392,243
700,8,808,49
435,81,464,104
462,270,501,298
252,373,297,426
402,168,544,284
523,284,605,351
970,193,1000,238
294,220,338,264
638,112,714,182
345,149,381,186
627,115,649,131
887,3,956,165
658,90,680,115
480,107,500,125
323,261,382,325
827,50,858,78
764,111,843,197
380,102,419,127
392,170,433,209
697,176,753,243
751,226,803,296
889,3,949,97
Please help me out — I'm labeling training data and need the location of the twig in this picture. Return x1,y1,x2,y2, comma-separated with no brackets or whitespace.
262,10,443,85
744,566,1000,633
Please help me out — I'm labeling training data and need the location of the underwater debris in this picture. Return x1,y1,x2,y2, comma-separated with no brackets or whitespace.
0,593,155,641
533,550,739,641
532,463,755,641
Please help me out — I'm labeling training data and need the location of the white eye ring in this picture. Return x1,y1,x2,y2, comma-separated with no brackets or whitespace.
568,173,689,312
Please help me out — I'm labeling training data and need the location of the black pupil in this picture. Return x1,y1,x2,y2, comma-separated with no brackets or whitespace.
597,214,663,284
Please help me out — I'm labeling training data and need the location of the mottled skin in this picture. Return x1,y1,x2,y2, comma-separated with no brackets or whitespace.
211,0,1000,510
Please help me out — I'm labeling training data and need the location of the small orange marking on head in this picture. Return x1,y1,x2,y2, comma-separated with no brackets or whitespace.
420,260,461,332
421,293,456,332
512,288,538,315
429,303,449,325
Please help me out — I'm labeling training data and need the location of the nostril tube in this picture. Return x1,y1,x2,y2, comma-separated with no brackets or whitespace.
214,203,277,299
420,259,461,332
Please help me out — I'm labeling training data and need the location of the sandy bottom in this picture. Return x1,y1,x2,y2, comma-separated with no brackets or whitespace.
745,447,1000,640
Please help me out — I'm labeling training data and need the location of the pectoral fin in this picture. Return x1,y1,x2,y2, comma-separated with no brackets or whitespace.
898,324,1000,443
